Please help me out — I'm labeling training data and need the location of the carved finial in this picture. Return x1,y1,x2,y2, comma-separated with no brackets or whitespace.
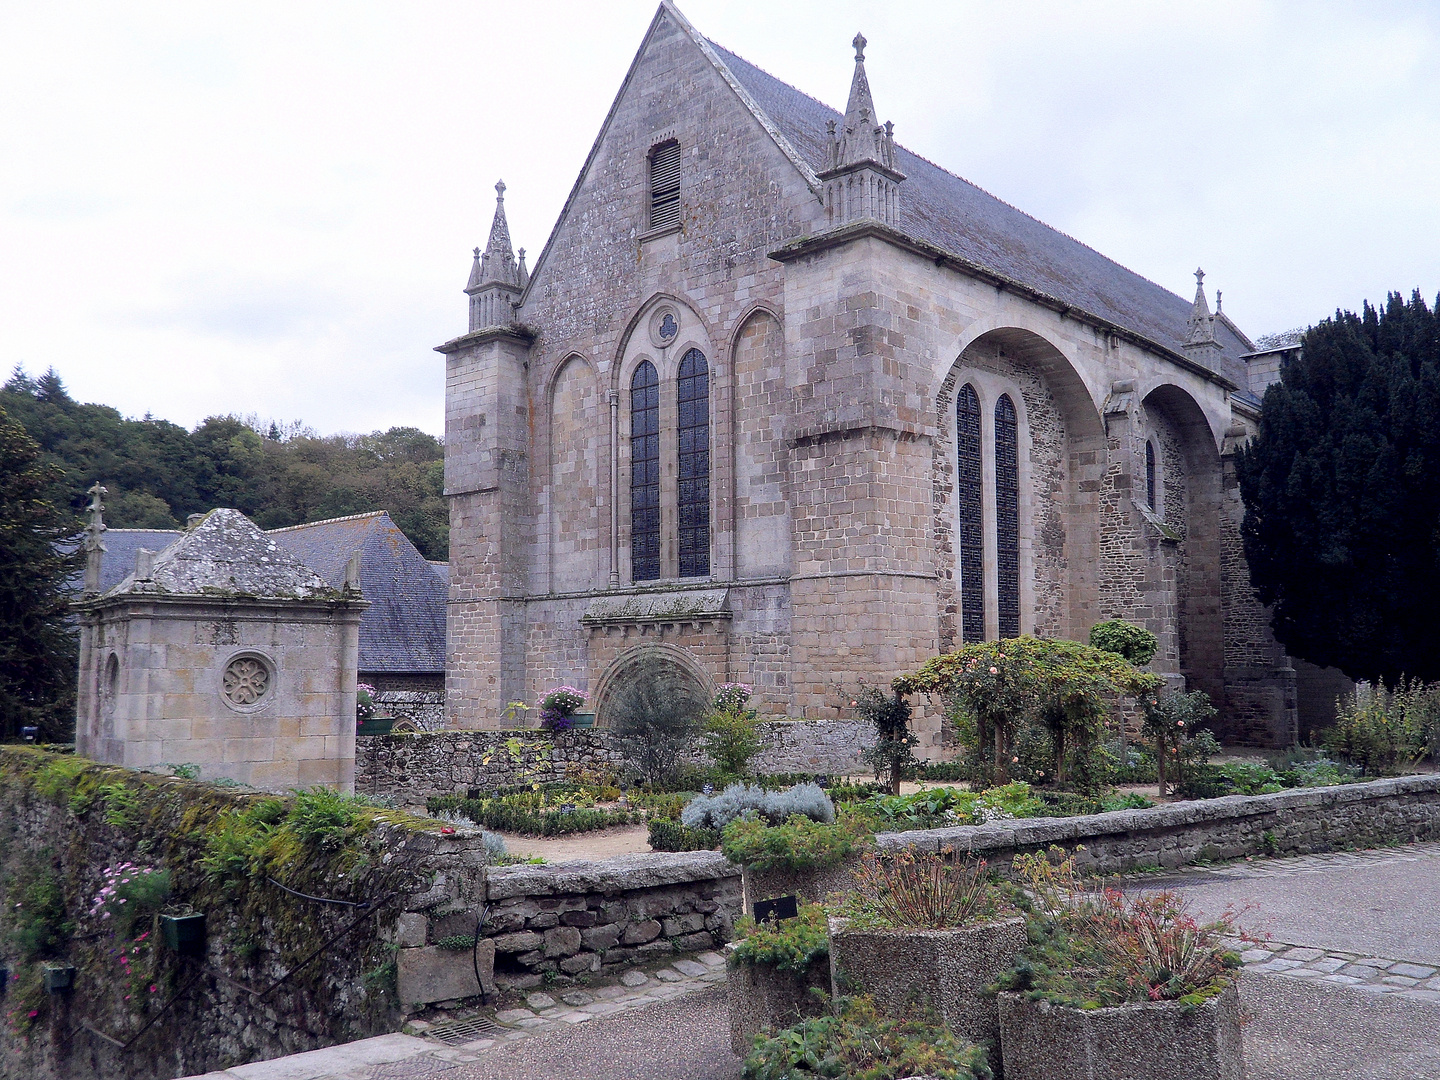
495,179,506,201
1195,267,1205,287
1216,290,1222,314
853,32,867,61
473,246,480,257
85,482,107,534
83,482,108,594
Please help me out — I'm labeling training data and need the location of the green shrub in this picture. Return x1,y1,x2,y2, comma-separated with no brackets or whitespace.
1088,620,1159,667
914,761,969,783
87,862,171,937
852,685,919,795
288,787,363,850
1141,690,1219,796
1323,679,1438,775
4,862,69,960
839,849,1002,931
731,903,830,974
861,786,982,829
702,694,764,777
1097,791,1155,812
824,781,885,803
1000,847,1242,1010
1109,742,1158,784
721,815,871,872
426,793,638,837
743,994,991,1079
648,818,720,852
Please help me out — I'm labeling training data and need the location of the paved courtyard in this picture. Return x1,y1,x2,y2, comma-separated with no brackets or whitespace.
190,842,1440,1080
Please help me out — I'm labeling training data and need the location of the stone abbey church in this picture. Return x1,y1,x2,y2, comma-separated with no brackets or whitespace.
440,2,1315,749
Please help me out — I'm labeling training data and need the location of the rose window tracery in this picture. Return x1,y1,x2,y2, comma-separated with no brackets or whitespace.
222,656,271,706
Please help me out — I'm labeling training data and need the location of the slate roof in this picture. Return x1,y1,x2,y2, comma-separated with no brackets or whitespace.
108,509,333,599
91,529,182,595
269,512,447,674
704,39,1254,386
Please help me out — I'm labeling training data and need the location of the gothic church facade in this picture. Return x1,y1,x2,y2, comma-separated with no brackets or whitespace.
439,3,1297,747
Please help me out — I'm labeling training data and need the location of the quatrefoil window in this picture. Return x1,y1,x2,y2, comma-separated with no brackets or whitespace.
658,313,677,342
222,655,273,708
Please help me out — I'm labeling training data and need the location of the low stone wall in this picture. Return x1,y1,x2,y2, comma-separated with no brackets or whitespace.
356,720,875,809
396,852,741,995
877,774,1440,873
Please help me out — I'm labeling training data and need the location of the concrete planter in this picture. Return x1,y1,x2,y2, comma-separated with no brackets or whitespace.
741,856,860,913
724,943,830,1056
997,981,1242,1080
828,915,1027,1053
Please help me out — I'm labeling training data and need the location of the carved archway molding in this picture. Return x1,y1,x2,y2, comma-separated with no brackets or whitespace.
592,643,715,729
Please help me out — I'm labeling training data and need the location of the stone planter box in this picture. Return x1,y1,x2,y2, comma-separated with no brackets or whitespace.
742,856,860,913
828,915,1027,1053
997,981,1242,1080
725,943,830,1056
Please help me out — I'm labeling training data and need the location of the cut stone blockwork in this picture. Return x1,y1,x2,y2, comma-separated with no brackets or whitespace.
74,507,368,792
440,2,1307,746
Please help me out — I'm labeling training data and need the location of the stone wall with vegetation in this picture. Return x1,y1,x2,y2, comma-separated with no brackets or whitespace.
403,853,741,994
356,721,874,809
0,747,485,1080
879,773,1440,873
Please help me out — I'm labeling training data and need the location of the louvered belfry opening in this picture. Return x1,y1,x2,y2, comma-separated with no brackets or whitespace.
677,348,710,578
995,394,1020,639
956,383,985,643
630,360,660,582
649,140,682,231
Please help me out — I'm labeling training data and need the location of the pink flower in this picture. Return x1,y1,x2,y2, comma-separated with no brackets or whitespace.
149,985,158,993
989,667,998,674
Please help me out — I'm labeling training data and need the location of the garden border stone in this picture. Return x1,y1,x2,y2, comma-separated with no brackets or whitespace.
724,943,831,1056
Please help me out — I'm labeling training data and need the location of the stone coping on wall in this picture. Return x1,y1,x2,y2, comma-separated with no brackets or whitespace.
873,773,1440,865
485,850,738,899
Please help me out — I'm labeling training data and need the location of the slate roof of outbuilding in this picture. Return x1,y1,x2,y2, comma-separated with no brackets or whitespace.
703,38,1255,387
107,509,333,599
91,529,182,595
268,511,447,674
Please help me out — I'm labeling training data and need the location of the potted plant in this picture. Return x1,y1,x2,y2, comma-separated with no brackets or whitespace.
993,847,1245,1080
827,848,1025,1062
718,811,871,912
724,902,831,1055
355,683,393,736
538,686,589,731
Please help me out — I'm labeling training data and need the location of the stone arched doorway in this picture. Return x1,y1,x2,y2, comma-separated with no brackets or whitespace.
592,643,713,730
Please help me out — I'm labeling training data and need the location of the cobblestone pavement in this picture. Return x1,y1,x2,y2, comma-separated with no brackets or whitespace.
1236,938,1440,1004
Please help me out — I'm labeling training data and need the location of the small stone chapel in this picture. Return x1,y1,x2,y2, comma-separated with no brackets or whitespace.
440,3,1309,747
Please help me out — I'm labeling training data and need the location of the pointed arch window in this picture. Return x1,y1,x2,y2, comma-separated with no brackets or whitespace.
1145,440,1157,511
649,141,682,231
956,383,985,643
677,348,710,578
630,360,660,581
995,394,1020,639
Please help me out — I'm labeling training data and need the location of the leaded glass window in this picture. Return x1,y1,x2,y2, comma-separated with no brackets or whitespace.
677,348,710,578
1145,440,1157,511
995,394,1020,639
956,383,984,643
630,360,660,581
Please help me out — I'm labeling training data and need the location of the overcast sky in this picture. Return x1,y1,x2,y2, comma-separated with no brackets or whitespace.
2,1,1437,438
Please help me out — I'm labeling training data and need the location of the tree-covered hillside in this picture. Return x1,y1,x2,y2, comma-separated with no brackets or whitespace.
1,368,448,561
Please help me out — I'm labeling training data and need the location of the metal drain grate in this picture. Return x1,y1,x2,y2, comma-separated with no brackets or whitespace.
425,1015,506,1046
364,1059,461,1079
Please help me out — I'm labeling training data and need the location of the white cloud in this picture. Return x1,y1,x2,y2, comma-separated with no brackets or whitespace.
1,0,1436,434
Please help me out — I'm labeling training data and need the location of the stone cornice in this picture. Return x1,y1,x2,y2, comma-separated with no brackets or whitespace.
434,324,537,355
769,221,1241,394
74,593,370,619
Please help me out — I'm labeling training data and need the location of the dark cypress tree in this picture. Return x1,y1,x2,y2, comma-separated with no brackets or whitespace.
1237,290,1440,682
0,403,82,741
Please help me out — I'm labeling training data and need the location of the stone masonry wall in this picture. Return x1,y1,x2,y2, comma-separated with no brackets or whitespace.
355,722,876,809
406,853,742,993
878,773,1440,874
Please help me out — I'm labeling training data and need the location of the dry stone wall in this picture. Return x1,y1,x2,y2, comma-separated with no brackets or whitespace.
355,721,877,809
877,774,1440,874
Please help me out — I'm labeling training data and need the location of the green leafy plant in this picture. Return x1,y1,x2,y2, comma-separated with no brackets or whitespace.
743,994,991,1079
608,663,708,786
851,685,919,795
898,638,1162,790
87,861,171,937
435,934,478,951
840,849,1001,931
288,787,362,850
1000,847,1244,1009
647,818,720,852
1323,679,1438,775
1088,620,1159,667
427,792,638,837
702,700,765,777
4,862,70,961
731,902,830,974
721,815,871,873
1140,690,1219,796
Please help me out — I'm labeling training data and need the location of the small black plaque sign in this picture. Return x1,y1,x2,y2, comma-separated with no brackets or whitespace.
753,895,799,923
